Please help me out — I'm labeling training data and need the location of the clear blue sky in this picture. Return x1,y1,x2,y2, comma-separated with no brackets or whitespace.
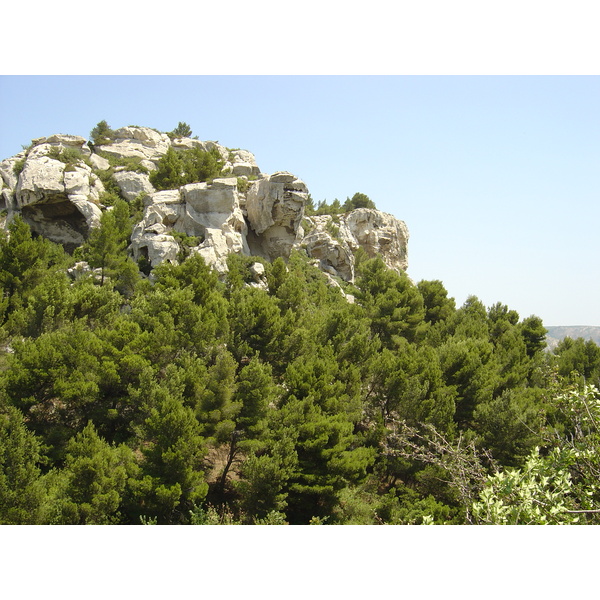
1,75,598,326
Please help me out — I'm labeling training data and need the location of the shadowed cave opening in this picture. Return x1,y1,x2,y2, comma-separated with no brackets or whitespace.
21,198,90,253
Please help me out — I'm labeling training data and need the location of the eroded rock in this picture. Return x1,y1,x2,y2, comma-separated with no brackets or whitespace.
96,126,171,167
131,177,249,273
1,126,410,287
245,171,308,260
11,149,103,250
300,209,409,282
113,170,155,202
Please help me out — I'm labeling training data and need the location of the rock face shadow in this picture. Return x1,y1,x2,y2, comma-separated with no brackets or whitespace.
21,198,91,252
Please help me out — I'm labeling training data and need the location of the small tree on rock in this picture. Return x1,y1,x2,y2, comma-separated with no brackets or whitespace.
170,122,193,138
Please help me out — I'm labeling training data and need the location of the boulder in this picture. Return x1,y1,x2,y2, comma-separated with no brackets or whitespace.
170,138,209,151
134,233,180,268
89,153,110,171
113,170,155,202
15,156,66,208
225,149,261,177
248,261,268,290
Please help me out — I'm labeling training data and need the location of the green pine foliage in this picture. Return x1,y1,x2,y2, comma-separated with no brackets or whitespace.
307,192,377,216
149,146,224,190
0,215,599,524
90,120,115,146
169,122,193,139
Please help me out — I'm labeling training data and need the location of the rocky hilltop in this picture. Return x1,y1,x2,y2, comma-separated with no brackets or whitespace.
0,126,409,282
545,326,600,351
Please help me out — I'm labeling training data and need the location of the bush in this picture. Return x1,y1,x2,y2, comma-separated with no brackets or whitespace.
169,122,193,139
12,158,26,177
149,146,224,191
46,147,90,171
343,192,376,211
90,120,115,145
98,153,149,174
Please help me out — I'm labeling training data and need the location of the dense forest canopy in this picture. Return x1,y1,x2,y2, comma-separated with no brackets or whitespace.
1,122,599,525
1,211,598,525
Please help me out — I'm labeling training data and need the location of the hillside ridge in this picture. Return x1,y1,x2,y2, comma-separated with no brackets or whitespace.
0,125,409,284
545,326,600,350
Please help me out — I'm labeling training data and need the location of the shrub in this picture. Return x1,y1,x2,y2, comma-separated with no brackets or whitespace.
46,147,90,171
169,122,193,139
343,192,376,211
12,158,26,177
172,230,202,261
98,153,149,174
326,220,340,240
236,177,251,193
93,167,123,200
150,146,224,191
90,120,115,145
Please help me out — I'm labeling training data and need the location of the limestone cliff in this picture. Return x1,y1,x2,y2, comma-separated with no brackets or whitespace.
0,126,409,282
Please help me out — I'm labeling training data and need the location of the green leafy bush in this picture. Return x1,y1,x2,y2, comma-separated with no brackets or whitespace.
12,158,26,177
149,146,224,191
169,122,193,139
343,192,376,211
90,120,115,145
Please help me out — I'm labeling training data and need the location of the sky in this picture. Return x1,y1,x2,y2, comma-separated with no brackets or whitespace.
1,75,598,326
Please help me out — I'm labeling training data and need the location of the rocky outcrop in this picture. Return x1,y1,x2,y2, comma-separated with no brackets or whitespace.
300,216,355,281
113,170,155,202
299,209,409,281
1,125,410,283
226,149,261,177
1,153,26,191
27,135,91,160
245,172,308,261
95,126,171,170
299,208,409,281
8,149,103,251
130,177,249,273
342,209,409,272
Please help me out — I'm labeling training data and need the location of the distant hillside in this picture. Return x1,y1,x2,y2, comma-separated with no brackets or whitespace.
546,326,600,351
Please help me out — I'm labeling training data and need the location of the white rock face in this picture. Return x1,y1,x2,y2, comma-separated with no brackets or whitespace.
342,208,409,272
27,135,91,160
0,153,26,191
15,156,66,208
225,149,261,177
300,224,355,281
131,177,249,273
170,138,209,151
300,209,409,282
11,149,103,250
1,127,410,285
89,153,110,171
113,170,155,202
96,126,171,167
245,171,308,260
1,189,13,212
